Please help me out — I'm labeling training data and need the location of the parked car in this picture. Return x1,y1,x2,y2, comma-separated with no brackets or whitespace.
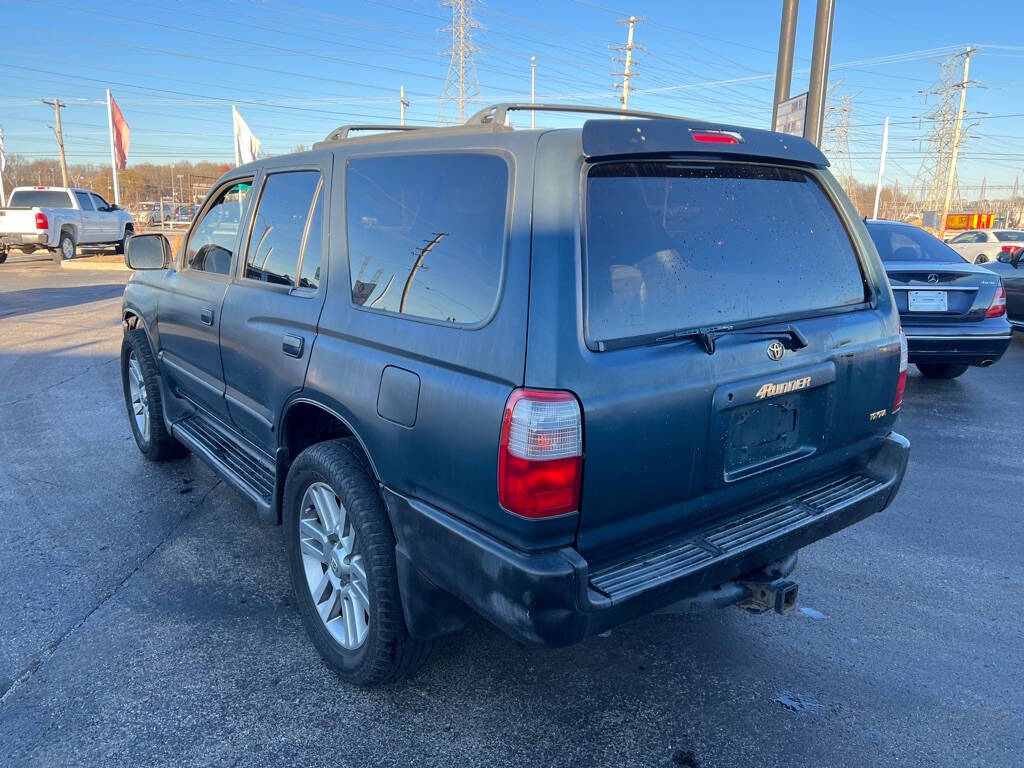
980,245,1024,331
119,104,910,686
0,186,134,263
866,220,1011,378
947,228,1024,264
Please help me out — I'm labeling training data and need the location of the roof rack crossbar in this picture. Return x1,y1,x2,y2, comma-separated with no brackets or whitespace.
320,124,423,142
465,103,687,126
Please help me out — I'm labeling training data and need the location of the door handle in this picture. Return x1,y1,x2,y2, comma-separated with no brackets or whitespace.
282,334,304,358
200,307,214,326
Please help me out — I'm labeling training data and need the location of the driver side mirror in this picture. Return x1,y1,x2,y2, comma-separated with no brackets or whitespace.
125,233,170,270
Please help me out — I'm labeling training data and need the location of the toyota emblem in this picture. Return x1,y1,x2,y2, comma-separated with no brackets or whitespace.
927,273,939,283
767,341,785,361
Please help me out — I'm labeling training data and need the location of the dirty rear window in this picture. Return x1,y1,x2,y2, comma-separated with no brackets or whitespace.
584,162,866,347
7,190,74,208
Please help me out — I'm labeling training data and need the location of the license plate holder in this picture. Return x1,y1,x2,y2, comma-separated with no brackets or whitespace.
908,290,947,312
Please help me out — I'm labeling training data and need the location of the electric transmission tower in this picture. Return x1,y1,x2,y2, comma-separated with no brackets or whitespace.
899,49,976,225
438,0,482,125
611,16,645,112
822,90,856,196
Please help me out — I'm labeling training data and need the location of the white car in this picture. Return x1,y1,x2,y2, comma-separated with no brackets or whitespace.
0,186,135,263
947,229,1024,265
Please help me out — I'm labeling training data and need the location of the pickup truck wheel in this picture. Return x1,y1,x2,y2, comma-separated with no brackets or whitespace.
115,227,133,255
284,439,434,686
120,329,188,461
58,231,76,261
916,362,969,379
0,251,7,265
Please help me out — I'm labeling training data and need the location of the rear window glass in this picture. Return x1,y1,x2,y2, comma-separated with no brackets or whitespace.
867,223,963,264
8,190,73,208
584,163,866,347
346,153,508,325
995,231,1024,242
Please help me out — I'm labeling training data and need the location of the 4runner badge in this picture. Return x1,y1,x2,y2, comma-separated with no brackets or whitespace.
755,376,812,400
766,341,785,361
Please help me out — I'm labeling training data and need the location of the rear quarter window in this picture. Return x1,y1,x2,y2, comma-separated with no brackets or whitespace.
584,162,866,347
345,153,509,326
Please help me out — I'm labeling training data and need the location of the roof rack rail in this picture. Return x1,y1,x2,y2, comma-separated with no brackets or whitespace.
319,124,423,143
465,103,686,126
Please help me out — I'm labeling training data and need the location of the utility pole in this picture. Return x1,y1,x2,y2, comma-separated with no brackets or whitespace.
400,85,408,126
530,56,536,129
400,232,448,314
42,98,69,187
771,0,799,130
803,0,835,147
438,0,481,125
613,16,644,115
873,116,890,220
939,46,972,239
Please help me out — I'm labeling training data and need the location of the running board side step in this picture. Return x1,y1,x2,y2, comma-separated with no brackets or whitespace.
172,413,277,521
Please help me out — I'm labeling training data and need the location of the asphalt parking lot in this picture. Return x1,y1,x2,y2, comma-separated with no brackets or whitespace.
1,253,1022,768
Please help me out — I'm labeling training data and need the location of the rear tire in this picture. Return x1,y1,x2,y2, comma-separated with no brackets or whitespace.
120,329,188,461
975,254,989,264
0,251,7,265
917,362,969,379
58,230,76,261
284,439,434,686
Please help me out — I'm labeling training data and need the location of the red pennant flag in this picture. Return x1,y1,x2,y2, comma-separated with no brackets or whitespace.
110,94,130,170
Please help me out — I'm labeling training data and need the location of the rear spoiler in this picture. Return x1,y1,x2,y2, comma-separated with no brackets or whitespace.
581,119,829,168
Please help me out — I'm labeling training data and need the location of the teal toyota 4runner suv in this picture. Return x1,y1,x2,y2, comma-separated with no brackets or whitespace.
119,104,910,686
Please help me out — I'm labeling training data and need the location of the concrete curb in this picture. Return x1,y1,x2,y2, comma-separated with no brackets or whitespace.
61,258,129,272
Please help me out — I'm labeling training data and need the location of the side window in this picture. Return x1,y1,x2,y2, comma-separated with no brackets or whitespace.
299,190,323,290
346,153,508,324
91,193,110,211
74,192,94,211
185,180,252,276
244,171,322,288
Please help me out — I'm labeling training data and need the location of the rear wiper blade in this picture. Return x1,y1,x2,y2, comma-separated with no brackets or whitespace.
657,324,809,355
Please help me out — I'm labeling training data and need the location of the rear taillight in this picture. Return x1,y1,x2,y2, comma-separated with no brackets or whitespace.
1000,245,1018,253
35,212,48,230
893,328,908,413
985,285,1007,318
498,389,582,519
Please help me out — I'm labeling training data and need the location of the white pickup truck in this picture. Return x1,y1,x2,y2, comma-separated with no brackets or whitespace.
0,186,135,263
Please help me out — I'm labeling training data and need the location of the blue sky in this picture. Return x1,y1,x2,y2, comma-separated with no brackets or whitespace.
2,0,1023,194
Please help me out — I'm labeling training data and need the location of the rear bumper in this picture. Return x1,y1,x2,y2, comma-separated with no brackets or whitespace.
904,324,1012,365
0,233,48,249
385,432,910,647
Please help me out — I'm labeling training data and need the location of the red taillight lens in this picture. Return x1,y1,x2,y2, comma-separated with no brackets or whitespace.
1000,245,1018,253
893,328,908,413
691,131,741,144
35,212,48,230
985,285,1007,318
498,389,582,519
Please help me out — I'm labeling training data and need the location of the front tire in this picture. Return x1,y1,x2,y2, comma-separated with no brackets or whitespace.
917,362,969,379
120,329,188,460
284,439,433,686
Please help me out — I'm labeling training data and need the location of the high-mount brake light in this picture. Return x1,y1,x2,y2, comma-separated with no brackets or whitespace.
35,212,48,230
893,328,908,413
985,285,1007,318
691,131,742,145
498,389,582,519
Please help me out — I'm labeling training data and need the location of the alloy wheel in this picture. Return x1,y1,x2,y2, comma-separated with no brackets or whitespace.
126,352,150,443
298,481,371,650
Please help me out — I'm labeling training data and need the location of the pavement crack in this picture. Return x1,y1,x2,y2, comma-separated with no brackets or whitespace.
0,478,224,707
0,357,118,408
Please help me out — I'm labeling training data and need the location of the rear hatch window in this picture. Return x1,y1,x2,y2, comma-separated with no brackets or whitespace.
584,162,867,348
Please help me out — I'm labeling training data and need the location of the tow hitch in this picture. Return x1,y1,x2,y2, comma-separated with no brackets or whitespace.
738,578,799,615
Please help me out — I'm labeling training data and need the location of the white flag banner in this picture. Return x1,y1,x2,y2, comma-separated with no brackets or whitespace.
0,124,6,172
232,106,261,166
